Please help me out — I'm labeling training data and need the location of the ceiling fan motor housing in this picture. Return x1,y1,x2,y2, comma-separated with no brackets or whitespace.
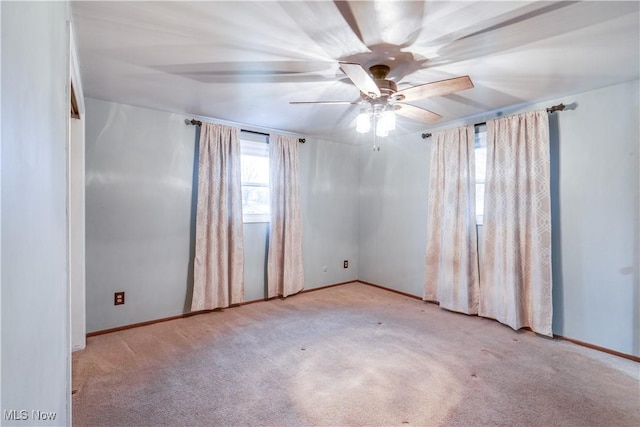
369,64,391,80
363,64,399,101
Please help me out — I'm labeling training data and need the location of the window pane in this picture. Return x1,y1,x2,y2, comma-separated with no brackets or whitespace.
241,154,269,185
475,146,486,183
240,135,270,222
476,183,485,225
475,126,487,224
241,185,270,215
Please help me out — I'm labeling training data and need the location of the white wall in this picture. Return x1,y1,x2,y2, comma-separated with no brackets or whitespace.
85,99,359,332
70,116,86,351
1,1,71,424
1,1,4,415
358,79,640,357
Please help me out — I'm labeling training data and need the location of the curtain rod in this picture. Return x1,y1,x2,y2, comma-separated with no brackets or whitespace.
421,103,567,139
186,119,305,143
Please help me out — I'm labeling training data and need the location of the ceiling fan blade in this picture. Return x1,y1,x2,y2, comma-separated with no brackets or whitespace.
417,2,630,69
395,103,442,124
334,1,425,48
333,1,366,45
156,61,334,75
155,61,340,84
395,76,474,102
290,100,361,105
339,62,381,98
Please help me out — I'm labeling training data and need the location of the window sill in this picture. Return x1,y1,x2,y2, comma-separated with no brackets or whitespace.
243,214,270,224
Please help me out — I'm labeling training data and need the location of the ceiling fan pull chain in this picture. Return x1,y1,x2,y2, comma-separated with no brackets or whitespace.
372,116,380,152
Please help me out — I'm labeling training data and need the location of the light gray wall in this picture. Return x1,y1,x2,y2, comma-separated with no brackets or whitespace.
85,99,359,332
549,80,639,356
358,80,640,357
1,1,71,424
357,135,430,295
243,222,270,302
85,100,197,332
300,136,360,287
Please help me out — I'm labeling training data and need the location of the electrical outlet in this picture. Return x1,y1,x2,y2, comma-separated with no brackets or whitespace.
343,260,349,269
114,292,125,305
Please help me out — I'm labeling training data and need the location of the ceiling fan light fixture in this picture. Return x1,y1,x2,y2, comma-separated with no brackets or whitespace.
356,110,371,133
381,109,396,131
376,118,389,137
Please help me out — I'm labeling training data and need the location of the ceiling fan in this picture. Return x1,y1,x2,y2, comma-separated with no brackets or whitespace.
290,62,473,134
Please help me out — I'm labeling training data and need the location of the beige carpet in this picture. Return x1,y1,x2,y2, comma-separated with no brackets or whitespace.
73,282,639,426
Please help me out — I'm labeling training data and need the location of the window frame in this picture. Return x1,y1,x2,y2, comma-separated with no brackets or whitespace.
240,132,270,224
474,124,487,225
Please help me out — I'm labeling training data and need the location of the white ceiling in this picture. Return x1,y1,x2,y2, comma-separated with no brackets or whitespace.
72,1,639,140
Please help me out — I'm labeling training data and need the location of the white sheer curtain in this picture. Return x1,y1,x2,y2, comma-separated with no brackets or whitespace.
424,125,480,315
191,123,244,311
268,134,304,298
479,110,553,336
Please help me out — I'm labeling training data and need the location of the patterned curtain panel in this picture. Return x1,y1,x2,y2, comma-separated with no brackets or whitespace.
479,110,553,336
424,125,480,315
191,123,244,311
268,134,305,298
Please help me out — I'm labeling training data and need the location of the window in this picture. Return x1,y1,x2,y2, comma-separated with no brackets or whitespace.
474,125,487,225
240,132,270,223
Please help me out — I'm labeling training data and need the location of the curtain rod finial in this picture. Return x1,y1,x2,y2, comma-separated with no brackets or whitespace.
546,103,566,114
422,132,432,139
